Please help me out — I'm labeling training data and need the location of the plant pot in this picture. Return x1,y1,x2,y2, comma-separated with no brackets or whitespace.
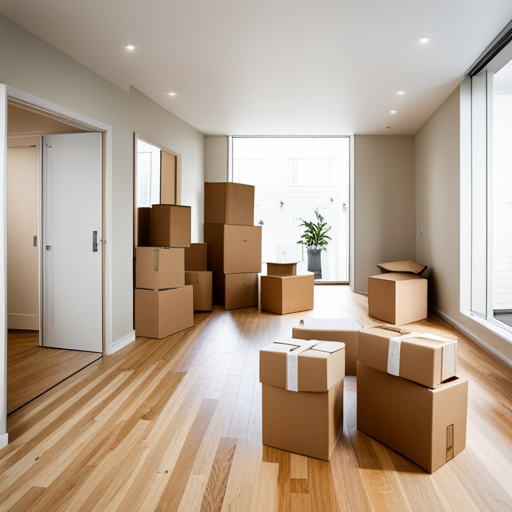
307,248,322,280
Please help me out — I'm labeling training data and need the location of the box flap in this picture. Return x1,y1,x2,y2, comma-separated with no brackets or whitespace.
376,260,428,275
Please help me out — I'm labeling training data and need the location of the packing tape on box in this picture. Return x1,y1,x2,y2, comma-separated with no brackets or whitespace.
387,333,457,381
286,341,317,392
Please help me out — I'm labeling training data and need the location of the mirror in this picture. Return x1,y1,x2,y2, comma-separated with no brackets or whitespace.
133,134,182,247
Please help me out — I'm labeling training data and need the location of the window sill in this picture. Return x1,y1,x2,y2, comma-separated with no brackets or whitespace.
461,310,512,345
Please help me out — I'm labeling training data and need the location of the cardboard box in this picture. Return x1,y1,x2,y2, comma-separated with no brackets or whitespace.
185,271,213,311
368,272,428,325
358,326,458,388
292,318,361,376
262,381,344,461
137,207,150,247
260,274,314,315
204,182,254,225
150,204,191,248
266,262,299,276
185,243,208,271
260,339,345,392
204,224,262,274
135,286,194,339
357,361,468,473
135,247,185,290
213,272,258,310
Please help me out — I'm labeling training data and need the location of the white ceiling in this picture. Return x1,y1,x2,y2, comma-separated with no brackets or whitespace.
1,0,512,136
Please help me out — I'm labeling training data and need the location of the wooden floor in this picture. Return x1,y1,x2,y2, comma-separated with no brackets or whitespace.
7,331,102,415
1,286,512,511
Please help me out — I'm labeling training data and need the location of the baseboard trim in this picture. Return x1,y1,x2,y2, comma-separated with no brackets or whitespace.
111,330,136,355
0,433,8,450
430,305,512,369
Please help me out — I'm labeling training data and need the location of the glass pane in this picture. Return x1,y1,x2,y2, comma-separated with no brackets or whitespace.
232,137,350,281
137,139,161,207
492,59,512,325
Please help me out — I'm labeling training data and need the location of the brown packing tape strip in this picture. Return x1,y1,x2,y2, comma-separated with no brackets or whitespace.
375,324,409,335
154,249,159,272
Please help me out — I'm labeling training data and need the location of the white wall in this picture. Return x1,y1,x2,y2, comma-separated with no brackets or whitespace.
353,135,416,293
415,86,512,364
0,14,205,345
7,138,39,330
204,136,228,182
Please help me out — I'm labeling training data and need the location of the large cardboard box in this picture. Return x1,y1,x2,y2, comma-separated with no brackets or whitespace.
266,262,299,276
368,272,428,325
185,271,213,311
185,243,208,271
358,326,458,388
213,272,258,310
137,207,150,247
357,362,468,473
292,318,361,376
204,182,254,225
204,224,262,274
260,339,345,460
135,286,194,339
150,204,191,248
135,247,185,290
260,274,314,315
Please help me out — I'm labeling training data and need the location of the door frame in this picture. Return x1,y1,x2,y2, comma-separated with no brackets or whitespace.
0,85,113,447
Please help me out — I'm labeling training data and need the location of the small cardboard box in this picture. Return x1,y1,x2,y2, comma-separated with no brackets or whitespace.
260,339,345,461
204,224,262,274
357,361,468,473
266,262,298,276
260,339,345,392
185,243,208,271
135,286,194,339
368,272,428,325
204,182,254,225
292,318,361,376
137,207,150,247
185,271,213,311
150,204,191,248
358,326,458,388
213,272,258,310
135,247,185,290
260,274,314,315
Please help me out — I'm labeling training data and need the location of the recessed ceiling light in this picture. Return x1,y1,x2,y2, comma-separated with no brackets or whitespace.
390,110,397,114
397,91,405,95
125,45,135,50
418,37,430,43
168,92,177,96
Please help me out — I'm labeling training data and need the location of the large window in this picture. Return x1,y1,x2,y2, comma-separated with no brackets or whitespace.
465,22,512,334
232,137,350,282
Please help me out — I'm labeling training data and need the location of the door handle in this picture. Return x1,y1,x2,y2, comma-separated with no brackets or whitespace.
93,231,98,252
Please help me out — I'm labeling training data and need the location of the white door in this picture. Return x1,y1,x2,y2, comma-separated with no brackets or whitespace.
43,133,102,352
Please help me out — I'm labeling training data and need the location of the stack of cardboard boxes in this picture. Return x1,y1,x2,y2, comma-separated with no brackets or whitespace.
260,338,345,460
184,243,213,311
261,262,315,315
135,204,194,339
203,182,262,310
357,326,468,473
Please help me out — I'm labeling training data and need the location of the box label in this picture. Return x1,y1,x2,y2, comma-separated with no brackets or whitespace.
446,424,454,461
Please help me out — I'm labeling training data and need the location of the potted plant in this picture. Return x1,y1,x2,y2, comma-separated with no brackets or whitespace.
297,208,332,280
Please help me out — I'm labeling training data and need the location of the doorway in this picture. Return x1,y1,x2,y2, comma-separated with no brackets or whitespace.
5,102,103,414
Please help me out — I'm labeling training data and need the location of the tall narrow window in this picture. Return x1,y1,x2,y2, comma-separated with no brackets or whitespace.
232,137,350,282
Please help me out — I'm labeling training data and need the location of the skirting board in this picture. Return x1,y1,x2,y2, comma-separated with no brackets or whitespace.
430,305,512,369
0,433,8,451
111,330,136,355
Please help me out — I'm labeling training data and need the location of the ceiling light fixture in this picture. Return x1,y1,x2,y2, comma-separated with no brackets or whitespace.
418,37,430,43
168,92,177,96
390,110,397,114
397,91,405,95
125,45,135,50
